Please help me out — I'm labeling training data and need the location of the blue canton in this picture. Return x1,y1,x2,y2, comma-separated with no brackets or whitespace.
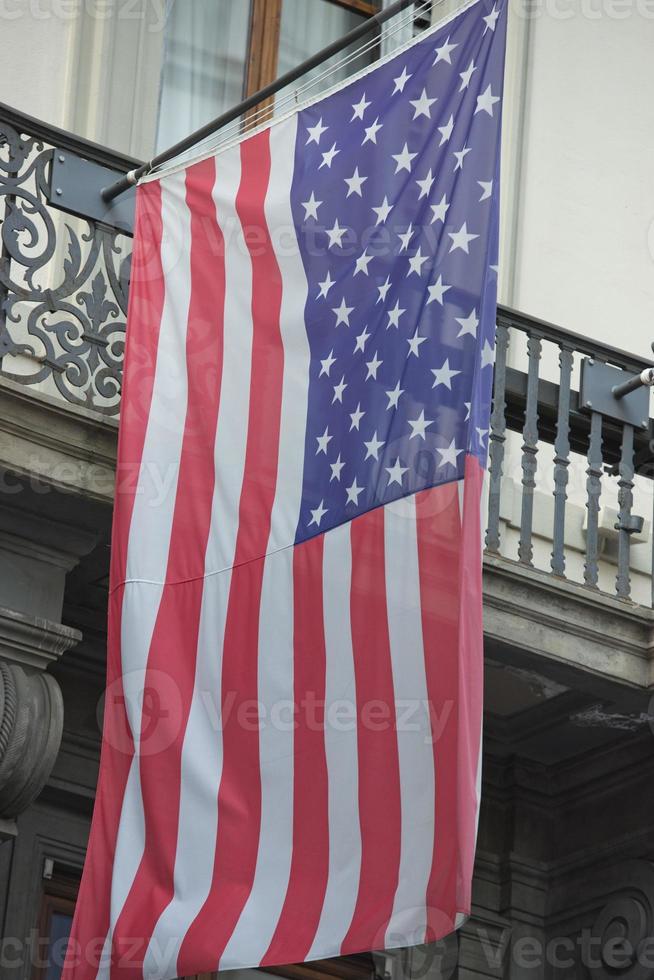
290,0,507,542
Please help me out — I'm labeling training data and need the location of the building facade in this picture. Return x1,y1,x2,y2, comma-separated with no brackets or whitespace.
1,1,654,978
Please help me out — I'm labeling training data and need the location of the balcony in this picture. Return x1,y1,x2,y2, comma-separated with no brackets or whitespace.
2,103,654,980
3,102,654,612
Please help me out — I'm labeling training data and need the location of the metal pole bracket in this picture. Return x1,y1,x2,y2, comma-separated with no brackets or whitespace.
580,358,651,429
48,150,136,235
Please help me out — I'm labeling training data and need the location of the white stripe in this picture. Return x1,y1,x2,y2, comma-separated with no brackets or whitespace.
143,142,253,978
383,497,435,949
308,521,361,959
96,170,193,979
220,113,312,969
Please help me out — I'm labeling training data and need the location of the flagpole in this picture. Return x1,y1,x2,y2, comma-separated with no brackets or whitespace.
101,0,420,203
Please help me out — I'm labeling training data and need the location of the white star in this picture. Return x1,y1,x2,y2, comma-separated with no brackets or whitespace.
354,327,370,352
437,439,464,470
350,403,365,431
332,296,354,326
416,169,436,199
330,454,345,481
430,193,450,224
478,180,493,201
332,375,347,403
302,191,322,220
345,167,368,197
427,274,451,305
326,219,347,249
346,478,365,505
317,271,335,299
397,223,414,252
407,329,428,358
364,431,385,460
456,309,479,338
408,249,429,277
354,250,373,276
377,276,392,304
366,353,383,380
372,196,393,225
306,118,327,145
476,427,489,445
448,222,479,254
316,426,332,454
431,358,461,390
465,402,471,420
408,410,433,440
437,114,454,146
481,339,496,368
320,142,340,169
319,349,336,377
483,3,500,32
392,66,412,93
387,300,406,329
386,381,404,410
392,143,417,174
309,500,328,526
459,60,477,91
351,92,371,120
434,36,458,65
363,117,383,145
386,458,408,487
453,146,472,171
410,88,437,120
475,84,500,117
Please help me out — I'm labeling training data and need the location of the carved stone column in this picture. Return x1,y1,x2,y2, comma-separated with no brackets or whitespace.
0,492,95,836
0,607,81,837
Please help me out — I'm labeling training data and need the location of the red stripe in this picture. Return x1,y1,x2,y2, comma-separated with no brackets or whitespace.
456,457,484,913
110,157,226,977
263,534,329,965
62,182,165,980
177,129,285,975
342,507,402,954
415,481,462,941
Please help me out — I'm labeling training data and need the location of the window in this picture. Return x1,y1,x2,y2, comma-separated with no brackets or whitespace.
33,871,78,980
156,0,252,152
156,0,392,149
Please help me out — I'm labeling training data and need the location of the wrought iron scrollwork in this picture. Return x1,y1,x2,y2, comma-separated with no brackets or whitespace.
0,113,132,415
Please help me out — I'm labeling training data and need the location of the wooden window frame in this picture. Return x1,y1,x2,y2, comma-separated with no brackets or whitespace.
32,873,79,980
244,0,381,98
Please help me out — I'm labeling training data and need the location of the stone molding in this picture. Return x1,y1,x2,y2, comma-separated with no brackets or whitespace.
0,605,81,672
0,375,117,503
483,554,654,689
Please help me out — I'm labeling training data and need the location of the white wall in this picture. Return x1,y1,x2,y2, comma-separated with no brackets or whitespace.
501,0,654,354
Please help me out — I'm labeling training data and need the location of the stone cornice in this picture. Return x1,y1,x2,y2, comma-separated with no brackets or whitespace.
0,605,81,671
0,377,117,503
483,554,654,689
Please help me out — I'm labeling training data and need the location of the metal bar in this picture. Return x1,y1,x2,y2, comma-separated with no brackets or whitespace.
101,0,418,202
550,344,574,577
485,322,510,553
497,306,653,375
612,367,654,399
518,332,542,565
0,100,140,173
615,423,635,600
584,411,603,588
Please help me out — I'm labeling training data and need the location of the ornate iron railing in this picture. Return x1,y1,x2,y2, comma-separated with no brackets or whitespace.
0,103,139,415
2,104,653,604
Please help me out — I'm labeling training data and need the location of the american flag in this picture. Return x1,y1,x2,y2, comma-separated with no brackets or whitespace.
64,2,506,977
